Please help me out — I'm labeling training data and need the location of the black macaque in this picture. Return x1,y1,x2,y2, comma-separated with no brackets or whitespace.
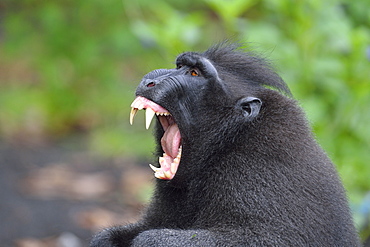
90,43,360,246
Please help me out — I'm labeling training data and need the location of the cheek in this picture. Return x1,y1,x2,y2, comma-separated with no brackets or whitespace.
170,78,205,102
158,77,209,120
175,92,206,127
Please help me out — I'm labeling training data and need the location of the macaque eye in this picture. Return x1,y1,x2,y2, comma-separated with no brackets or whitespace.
190,69,199,76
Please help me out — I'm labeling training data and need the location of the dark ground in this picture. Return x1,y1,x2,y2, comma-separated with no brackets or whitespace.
1,140,369,247
0,140,153,247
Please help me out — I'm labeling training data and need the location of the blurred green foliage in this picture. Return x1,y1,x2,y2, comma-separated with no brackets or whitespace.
1,0,370,239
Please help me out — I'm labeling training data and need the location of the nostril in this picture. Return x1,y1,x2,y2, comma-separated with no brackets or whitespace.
146,81,156,87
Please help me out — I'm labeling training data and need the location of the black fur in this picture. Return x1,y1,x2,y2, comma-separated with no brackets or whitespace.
90,43,360,246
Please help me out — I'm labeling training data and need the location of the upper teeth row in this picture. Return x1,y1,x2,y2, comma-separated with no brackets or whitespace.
130,107,170,129
156,112,170,116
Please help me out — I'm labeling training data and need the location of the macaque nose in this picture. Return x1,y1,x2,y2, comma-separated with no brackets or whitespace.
144,79,157,88
147,81,155,87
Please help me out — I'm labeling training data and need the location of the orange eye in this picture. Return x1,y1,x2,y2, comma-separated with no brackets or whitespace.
190,70,199,76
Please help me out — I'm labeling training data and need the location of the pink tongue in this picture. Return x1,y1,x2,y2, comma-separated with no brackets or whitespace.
161,123,181,158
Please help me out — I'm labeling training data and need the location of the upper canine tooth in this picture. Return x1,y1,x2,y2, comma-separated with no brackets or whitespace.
130,108,138,125
145,108,156,129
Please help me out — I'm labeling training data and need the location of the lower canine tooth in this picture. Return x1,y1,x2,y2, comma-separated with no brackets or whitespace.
149,164,160,172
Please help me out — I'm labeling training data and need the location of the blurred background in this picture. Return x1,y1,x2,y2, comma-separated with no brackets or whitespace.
0,0,369,246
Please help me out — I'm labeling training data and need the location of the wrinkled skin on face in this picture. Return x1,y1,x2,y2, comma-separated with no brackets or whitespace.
91,43,360,247
130,51,264,183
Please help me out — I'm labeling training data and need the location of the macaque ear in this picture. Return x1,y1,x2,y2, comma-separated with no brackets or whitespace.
237,97,262,120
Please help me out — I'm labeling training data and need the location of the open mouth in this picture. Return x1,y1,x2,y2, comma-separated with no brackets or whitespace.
130,96,182,180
